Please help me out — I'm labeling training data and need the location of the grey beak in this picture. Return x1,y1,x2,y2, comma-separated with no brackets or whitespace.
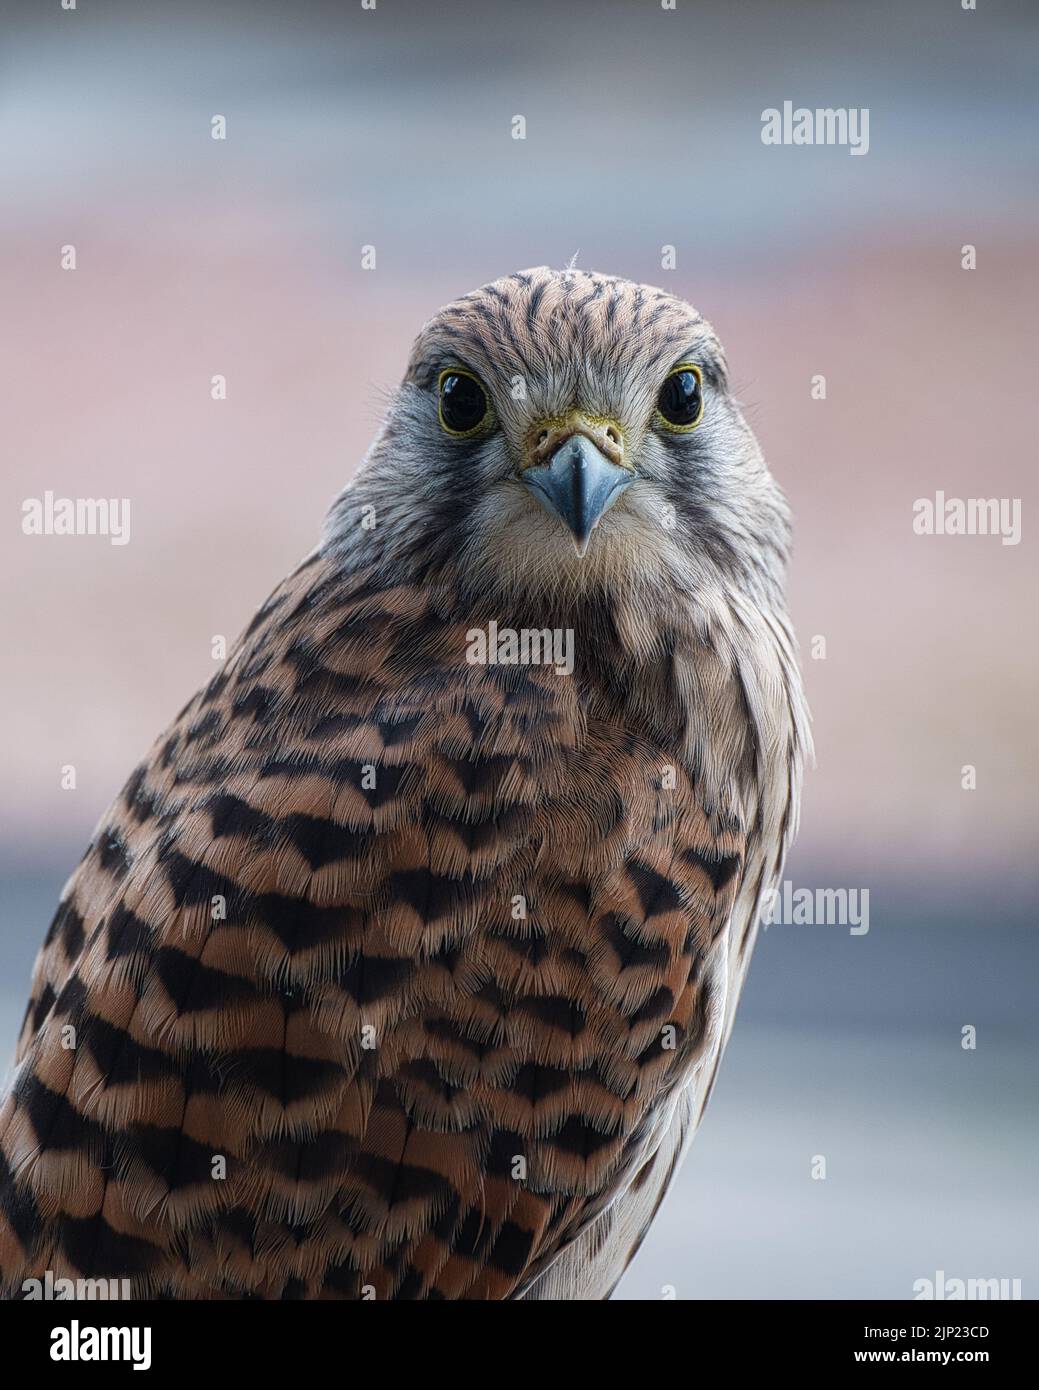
521,434,634,555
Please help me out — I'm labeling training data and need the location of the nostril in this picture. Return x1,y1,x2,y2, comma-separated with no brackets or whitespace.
537,430,549,446
606,427,620,446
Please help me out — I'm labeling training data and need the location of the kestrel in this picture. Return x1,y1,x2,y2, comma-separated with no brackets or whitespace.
0,267,809,1300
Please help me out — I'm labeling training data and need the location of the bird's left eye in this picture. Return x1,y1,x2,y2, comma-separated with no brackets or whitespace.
656,363,704,431
438,369,491,436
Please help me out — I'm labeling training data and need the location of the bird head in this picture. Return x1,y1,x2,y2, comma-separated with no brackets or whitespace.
328,266,791,618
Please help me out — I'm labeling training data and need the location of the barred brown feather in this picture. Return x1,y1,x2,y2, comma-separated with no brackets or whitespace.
0,267,808,1299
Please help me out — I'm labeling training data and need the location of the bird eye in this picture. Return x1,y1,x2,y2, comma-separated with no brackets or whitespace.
438,369,491,436
656,363,704,432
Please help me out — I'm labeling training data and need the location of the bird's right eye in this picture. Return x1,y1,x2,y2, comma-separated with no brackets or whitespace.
656,362,704,432
438,369,491,436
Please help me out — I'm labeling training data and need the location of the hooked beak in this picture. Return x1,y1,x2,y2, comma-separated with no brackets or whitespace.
520,431,635,556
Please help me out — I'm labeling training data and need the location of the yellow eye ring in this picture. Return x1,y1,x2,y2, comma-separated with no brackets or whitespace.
655,362,704,433
437,368,493,437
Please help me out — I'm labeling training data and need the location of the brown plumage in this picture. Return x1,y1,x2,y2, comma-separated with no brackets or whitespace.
0,267,809,1299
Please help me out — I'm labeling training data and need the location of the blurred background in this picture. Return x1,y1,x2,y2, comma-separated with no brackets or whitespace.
1,0,1036,1298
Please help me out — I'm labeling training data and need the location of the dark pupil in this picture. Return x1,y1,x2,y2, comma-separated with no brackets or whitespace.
441,374,486,431
658,370,702,426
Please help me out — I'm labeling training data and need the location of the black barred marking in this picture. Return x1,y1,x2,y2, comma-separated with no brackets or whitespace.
154,946,257,1015
159,845,244,912
180,1053,229,1096
398,1058,460,1103
683,846,741,893
210,792,274,843
83,1016,180,1087
47,902,85,957
429,810,513,857
122,765,146,807
54,973,88,1021
159,732,180,768
258,753,412,809
379,1235,410,1275
490,666,549,704
259,1131,358,1182
448,1203,495,1258
487,1221,535,1276
282,813,373,871
461,702,491,740
630,986,675,1026
475,979,507,1013
98,827,131,878
509,1063,570,1103
321,1259,362,1297
126,1124,218,1190
395,1267,425,1299
377,714,423,747
237,649,275,683
19,1075,105,1153
338,952,415,1005
185,709,223,743
252,892,360,954
558,880,592,913
485,1129,527,1178
582,1060,635,1103
424,1017,489,1059
354,1154,457,1207
306,712,366,740
172,753,236,787
280,1218,316,1247
431,1194,462,1240
547,1116,618,1159
447,753,514,796
349,757,412,808
626,861,684,919
0,1149,41,1252
560,946,588,971
58,1214,161,1279
382,610,456,674
30,982,56,1033
232,686,279,722
389,868,472,924
123,764,159,822
231,1048,346,1105
61,905,86,956
599,913,671,971
216,1206,258,1249
424,797,526,832
515,995,586,1037
490,927,550,966
429,940,463,975
105,903,153,961
284,640,375,700
634,1018,683,1068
